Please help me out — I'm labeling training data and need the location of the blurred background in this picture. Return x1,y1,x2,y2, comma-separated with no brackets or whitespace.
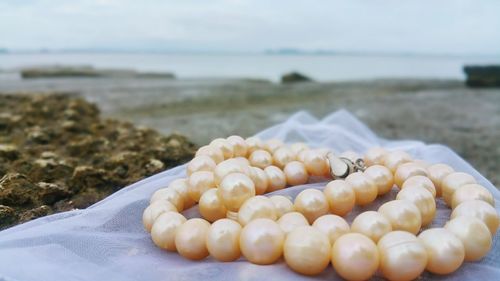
0,0,499,227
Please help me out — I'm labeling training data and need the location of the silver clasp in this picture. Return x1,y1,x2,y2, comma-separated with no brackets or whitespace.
326,152,366,179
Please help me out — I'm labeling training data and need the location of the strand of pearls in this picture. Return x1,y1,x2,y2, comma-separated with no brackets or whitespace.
143,136,499,281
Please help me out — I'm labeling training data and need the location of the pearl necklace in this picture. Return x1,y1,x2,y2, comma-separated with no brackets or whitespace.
143,136,499,281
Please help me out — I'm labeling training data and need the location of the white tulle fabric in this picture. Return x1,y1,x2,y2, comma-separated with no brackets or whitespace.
0,110,499,281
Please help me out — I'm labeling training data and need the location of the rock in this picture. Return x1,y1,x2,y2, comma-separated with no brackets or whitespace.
0,173,38,206
18,205,52,223
281,72,313,83
0,144,19,161
0,205,16,228
463,65,500,88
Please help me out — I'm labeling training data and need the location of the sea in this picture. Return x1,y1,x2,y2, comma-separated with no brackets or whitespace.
0,52,499,82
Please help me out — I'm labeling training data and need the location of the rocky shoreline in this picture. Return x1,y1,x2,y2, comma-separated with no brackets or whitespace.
0,94,195,229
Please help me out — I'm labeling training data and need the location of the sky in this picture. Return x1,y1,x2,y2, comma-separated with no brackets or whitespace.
0,0,499,55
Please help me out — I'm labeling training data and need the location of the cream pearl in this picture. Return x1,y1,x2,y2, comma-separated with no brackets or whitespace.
249,149,273,169
218,172,255,212
248,167,269,195
186,155,217,176
451,200,499,235
378,200,422,234
270,195,294,218
427,163,454,197
294,189,330,224
206,219,242,262
175,218,210,260
303,150,329,177
150,211,186,251
264,139,284,153
199,188,227,222
142,200,177,232
187,171,215,202
363,147,387,166
290,142,308,154
351,211,392,242
238,196,277,226
332,233,379,281
245,136,264,155
451,183,495,209
418,228,465,275
169,178,196,209
283,161,309,186
227,135,248,157
210,138,234,159
383,150,412,173
401,175,436,197
364,164,394,195
278,212,310,235
377,231,428,281
264,165,287,192
214,158,249,185
273,146,296,169
296,149,309,163
312,214,350,245
445,216,492,261
339,150,361,163
396,185,436,226
323,180,356,216
394,162,427,188
345,172,377,206
239,218,285,265
150,188,184,211
442,172,476,206
284,226,331,275
195,145,224,164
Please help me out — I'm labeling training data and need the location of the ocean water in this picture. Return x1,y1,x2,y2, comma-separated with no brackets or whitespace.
0,53,499,82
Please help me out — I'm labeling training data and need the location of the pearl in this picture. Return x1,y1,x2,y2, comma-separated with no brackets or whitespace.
378,200,422,234
248,167,269,195
227,135,248,157
363,147,387,166
187,171,215,202
401,175,436,197
294,189,330,224
264,165,287,192
442,172,476,206
278,212,310,234
206,219,242,262
364,165,394,195
312,214,350,245
427,163,454,197
303,150,329,177
451,183,495,209
195,145,224,164
394,162,427,188
150,211,186,251
186,155,217,176
238,195,277,226
296,149,309,163
269,195,294,218
273,146,296,168
413,159,430,168
283,161,309,186
169,178,196,209
233,156,250,166
377,231,428,281
445,216,492,261
351,211,392,242
331,233,379,281
284,226,331,275
249,149,273,169
339,150,361,163
290,142,308,154
214,158,250,185
218,172,255,212
210,138,234,159
175,218,210,260
451,200,499,235
264,139,284,153
418,228,465,274
383,150,412,173
323,180,356,216
345,172,378,206
199,188,227,222
142,200,177,232
396,185,436,226
239,218,285,265
150,188,184,211
245,137,264,155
